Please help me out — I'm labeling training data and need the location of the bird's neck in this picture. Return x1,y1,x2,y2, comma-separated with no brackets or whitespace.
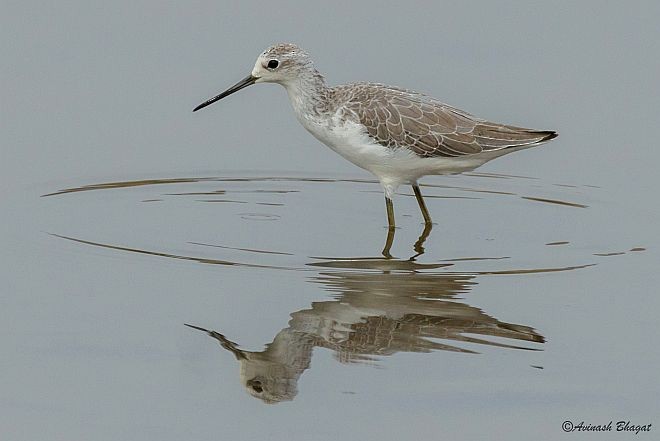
282,70,331,120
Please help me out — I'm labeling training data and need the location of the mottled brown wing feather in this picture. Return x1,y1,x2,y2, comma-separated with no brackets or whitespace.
338,83,556,158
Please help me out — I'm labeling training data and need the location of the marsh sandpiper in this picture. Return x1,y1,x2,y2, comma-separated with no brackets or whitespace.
194,43,557,231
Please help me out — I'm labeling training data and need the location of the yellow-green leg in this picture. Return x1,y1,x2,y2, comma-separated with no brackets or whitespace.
385,196,396,229
412,184,432,225
382,196,396,259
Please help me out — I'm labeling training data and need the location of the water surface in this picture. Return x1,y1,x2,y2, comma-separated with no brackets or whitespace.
3,2,660,440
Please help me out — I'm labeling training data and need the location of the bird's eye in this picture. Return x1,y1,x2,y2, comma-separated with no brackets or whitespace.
267,59,279,69
248,379,263,393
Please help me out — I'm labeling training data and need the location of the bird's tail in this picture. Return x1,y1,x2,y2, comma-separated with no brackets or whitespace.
474,123,558,151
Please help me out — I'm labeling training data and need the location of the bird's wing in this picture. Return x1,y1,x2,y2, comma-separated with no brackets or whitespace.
340,84,556,158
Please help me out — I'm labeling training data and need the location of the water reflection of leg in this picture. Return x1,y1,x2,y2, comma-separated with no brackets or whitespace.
382,225,396,259
410,221,433,261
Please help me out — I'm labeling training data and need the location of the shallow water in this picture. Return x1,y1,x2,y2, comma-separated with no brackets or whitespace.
42,172,599,273
4,168,657,440
4,2,660,440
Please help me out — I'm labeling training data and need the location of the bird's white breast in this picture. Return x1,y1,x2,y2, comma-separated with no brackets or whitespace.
299,114,391,170
286,84,394,179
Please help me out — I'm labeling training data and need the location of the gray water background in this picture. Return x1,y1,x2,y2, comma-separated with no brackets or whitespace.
2,2,660,440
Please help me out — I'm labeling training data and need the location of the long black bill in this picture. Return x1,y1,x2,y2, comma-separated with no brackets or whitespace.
192,74,257,112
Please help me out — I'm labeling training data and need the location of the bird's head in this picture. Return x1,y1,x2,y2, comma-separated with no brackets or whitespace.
193,43,314,112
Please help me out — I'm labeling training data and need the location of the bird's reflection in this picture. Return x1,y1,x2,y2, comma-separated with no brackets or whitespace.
187,263,544,404
381,219,433,259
